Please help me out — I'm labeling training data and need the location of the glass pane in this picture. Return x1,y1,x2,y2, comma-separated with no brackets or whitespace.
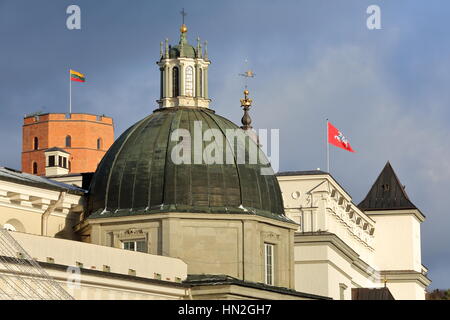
49,156,55,167
123,241,135,251
173,67,179,97
265,244,274,285
185,66,194,97
136,240,147,253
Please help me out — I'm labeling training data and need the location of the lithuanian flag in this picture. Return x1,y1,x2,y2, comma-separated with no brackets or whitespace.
70,69,86,83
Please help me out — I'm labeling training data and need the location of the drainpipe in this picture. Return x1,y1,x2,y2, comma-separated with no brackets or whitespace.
242,220,245,281
41,191,66,236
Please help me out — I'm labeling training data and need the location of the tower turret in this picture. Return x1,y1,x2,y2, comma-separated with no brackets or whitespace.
157,20,211,108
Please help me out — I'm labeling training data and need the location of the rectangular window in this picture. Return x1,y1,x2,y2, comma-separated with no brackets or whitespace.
58,156,63,167
48,155,55,167
264,243,274,286
123,241,135,251
122,240,147,253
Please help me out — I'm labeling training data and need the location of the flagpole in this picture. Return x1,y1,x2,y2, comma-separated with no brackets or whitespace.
326,119,330,173
69,71,72,114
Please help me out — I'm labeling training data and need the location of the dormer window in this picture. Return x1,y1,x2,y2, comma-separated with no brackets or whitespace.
44,148,70,176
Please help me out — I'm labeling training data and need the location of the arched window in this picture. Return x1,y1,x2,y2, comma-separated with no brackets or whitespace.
172,67,179,97
199,68,203,97
32,162,38,175
65,135,72,147
4,219,26,233
33,137,39,150
97,138,102,150
185,66,194,97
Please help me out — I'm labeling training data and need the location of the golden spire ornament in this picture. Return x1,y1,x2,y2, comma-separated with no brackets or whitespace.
240,89,253,130
239,61,256,131
180,8,188,33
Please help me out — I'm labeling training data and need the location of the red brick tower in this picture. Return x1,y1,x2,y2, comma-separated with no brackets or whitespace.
22,113,114,176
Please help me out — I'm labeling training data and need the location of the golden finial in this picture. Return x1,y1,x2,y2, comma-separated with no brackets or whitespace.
180,9,188,33
241,89,252,107
240,89,253,131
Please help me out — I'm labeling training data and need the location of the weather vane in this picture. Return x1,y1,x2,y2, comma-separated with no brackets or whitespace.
238,60,255,131
239,59,256,90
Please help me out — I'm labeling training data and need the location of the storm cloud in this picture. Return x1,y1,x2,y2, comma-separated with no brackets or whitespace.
0,0,448,288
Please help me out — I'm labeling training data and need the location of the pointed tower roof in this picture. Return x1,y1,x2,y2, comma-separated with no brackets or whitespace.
358,162,418,211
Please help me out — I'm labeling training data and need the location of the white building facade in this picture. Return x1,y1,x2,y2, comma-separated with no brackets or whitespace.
277,164,431,300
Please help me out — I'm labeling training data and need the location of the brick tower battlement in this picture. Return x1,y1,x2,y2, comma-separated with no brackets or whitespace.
22,113,114,176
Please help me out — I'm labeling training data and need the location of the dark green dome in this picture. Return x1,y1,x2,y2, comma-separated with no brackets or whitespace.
169,44,197,59
87,107,287,221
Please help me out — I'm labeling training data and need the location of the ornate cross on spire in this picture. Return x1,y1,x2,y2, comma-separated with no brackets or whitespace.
179,8,188,35
180,8,187,25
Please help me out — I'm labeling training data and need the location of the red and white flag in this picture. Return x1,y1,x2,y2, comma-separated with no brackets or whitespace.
327,122,355,153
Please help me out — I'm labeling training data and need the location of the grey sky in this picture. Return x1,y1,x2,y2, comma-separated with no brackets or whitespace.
1,0,449,288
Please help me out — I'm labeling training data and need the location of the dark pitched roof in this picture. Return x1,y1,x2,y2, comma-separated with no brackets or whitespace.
352,287,395,300
358,162,418,211
45,147,70,154
0,167,86,195
184,274,331,300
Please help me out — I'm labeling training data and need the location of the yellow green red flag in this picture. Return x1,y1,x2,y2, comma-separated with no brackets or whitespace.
70,69,86,82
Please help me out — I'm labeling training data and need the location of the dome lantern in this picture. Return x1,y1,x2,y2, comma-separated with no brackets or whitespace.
157,13,210,109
